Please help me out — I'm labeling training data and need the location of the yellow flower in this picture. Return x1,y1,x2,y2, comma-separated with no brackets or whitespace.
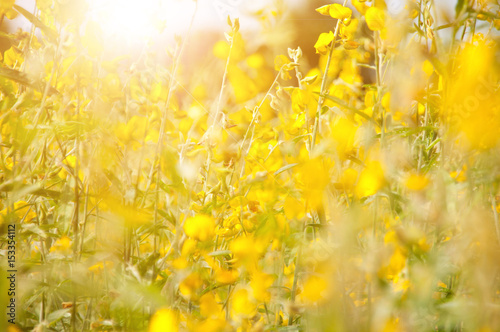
115,116,148,145
149,308,178,332
231,288,256,317
355,161,385,197
316,4,352,20
405,173,429,191
88,261,114,275
1,201,36,222
328,4,352,20
196,318,227,332
283,195,305,220
378,248,407,280
246,53,265,69
200,292,222,318
382,317,402,332
300,275,329,304
230,236,257,263
331,117,358,158
179,273,203,299
315,4,331,16
422,60,434,77
250,271,275,302
274,54,291,71
382,92,391,110
0,0,18,20
49,236,72,254
7,325,22,332
352,0,369,15
274,54,293,80
314,31,334,55
215,268,239,285
365,7,386,31
297,158,330,209
450,165,467,182
3,46,23,68
340,168,358,189
183,215,215,242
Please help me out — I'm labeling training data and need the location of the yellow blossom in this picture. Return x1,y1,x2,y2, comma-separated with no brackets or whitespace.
250,271,275,302
183,215,215,242
314,31,334,55
405,173,429,191
1,201,36,222
365,7,386,31
316,4,352,20
0,0,18,20
49,236,72,254
300,275,329,304
215,268,239,285
88,261,114,275
200,292,221,318
283,195,305,220
328,4,352,20
355,161,385,197
231,288,256,318
296,158,330,209
179,273,203,299
149,308,178,332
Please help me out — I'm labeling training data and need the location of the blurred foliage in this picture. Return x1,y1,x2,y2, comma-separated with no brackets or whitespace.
1,0,500,331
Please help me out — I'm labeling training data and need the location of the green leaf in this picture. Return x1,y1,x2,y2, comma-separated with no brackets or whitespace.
346,155,365,167
13,5,58,42
22,224,48,239
47,308,71,326
0,31,15,43
292,134,310,144
455,0,466,18
317,92,379,126
426,138,441,152
358,63,376,70
328,106,347,118
413,23,426,37
362,84,378,91
436,23,454,31
0,181,62,199
301,74,318,85
274,163,298,176
0,77,15,96
0,66,34,87
208,250,232,257
0,67,60,95
428,57,447,77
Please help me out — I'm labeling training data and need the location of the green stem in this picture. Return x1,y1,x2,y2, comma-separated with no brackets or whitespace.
289,245,302,325
491,194,500,245
311,0,348,151
238,68,282,180
213,27,235,128
374,31,385,146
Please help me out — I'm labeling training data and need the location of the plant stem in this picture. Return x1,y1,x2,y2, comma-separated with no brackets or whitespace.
213,29,235,128
238,68,282,180
311,0,348,152
491,194,500,245
374,30,385,146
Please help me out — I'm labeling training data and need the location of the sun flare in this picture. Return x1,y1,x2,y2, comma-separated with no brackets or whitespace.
86,0,195,41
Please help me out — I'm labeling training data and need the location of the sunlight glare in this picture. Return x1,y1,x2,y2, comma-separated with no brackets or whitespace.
86,0,195,42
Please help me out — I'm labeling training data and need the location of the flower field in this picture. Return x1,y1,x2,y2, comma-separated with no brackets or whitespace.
1,0,500,331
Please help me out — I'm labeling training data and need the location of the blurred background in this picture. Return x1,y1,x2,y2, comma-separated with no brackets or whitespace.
1,0,459,63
